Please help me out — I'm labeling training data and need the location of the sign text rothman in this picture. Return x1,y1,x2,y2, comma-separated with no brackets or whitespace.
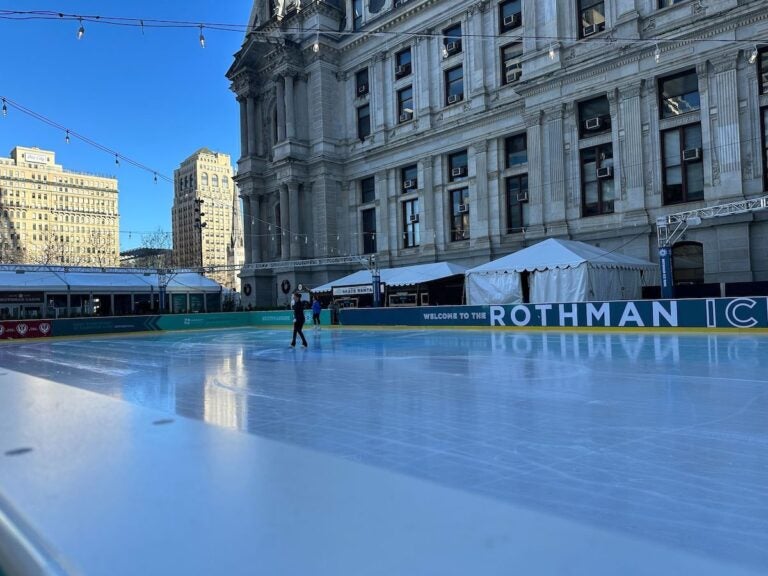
489,302,678,328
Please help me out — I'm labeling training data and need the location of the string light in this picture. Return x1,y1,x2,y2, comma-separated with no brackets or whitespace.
199,24,205,48
312,32,320,53
548,42,555,60
77,17,85,40
65,129,70,144
1,98,6,117
115,153,120,166
654,44,661,64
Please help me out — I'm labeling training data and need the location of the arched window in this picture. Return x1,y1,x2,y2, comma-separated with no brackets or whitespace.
222,176,228,188
212,175,219,188
672,241,704,284
201,173,209,187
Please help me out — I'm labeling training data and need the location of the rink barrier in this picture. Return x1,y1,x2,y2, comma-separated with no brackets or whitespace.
338,297,768,330
0,310,330,339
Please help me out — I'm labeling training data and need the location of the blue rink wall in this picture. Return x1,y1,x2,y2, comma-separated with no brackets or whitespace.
339,297,768,330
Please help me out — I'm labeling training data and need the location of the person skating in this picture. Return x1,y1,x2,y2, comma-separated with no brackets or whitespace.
290,292,308,348
311,295,322,331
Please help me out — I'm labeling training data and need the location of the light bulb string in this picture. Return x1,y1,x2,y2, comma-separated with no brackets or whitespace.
0,95,173,183
0,9,765,51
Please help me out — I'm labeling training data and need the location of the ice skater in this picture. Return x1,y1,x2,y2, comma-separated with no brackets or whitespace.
290,292,308,348
311,295,322,331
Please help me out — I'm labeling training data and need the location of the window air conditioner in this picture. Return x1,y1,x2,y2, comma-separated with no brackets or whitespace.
399,111,413,123
682,148,702,162
451,166,467,177
585,117,602,130
445,41,461,56
516,191,529,202
357,84,368,95
447,93,463,105
395,63,411,78
458,203,469,213
409,213,419,223
583,24,597,37
503,13,521,28
505,67,522,83
403,179,417,190
596,166,613,179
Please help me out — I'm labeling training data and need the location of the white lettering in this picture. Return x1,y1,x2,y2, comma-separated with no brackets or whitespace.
586,303,610,327
490,306,506,326
725,298,758,328
510,305,531,326
652,301,678,327
618,303,644,327
559,304,579,326
534,304,552,326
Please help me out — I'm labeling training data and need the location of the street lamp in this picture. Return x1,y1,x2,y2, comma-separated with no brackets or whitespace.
194,198,207,269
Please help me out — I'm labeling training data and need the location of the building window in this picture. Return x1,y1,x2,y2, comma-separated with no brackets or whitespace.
662,124,704,205
397,86,414,123
445,66,464,105
758,48,768,95
658,0,685,7
395,48,412,79
450,188,470,241
357,104,371,140
442,23,462,58
448,150,468,181
501,43,523,85
402,199,420,248
659,69,700,118
505,133,527,167
353,0,363,30
212,175,219,187
361,176,376,204
762,108,768,192
505,175,528,233
581,144,615,216
401,164,418,192
672,241,704,284
355,68,369,96
579,0,605,38
201,173,208,187
578,95,611,138
499,0,522,33
362,207,376,254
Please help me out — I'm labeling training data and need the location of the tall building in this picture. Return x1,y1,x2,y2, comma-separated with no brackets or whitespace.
171,149,245,290
0,146,119,266
228,0,768,307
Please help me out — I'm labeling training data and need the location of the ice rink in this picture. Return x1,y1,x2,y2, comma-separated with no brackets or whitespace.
1,326,767,574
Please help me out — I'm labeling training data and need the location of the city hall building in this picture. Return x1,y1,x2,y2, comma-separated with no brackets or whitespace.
228,0,768,306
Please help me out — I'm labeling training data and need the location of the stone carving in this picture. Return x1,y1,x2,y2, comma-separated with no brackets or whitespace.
275,0,301,20
712,155,721,186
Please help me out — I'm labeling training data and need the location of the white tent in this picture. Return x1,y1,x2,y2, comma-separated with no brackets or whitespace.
312,262,467,293
465,238,658,304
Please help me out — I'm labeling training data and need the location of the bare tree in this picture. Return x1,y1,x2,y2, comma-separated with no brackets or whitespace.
140,228,174,268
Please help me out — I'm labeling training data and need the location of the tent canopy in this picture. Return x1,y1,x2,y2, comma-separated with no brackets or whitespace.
468,238,657,274
313,262,467,293
465,239,657,305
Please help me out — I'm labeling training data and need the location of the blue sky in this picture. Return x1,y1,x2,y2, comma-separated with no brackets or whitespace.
0,2,249,250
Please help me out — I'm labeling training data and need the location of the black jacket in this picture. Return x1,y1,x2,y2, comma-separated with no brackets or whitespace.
292,299,305,323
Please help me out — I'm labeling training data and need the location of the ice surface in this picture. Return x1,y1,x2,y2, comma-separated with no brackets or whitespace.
2,328,767,571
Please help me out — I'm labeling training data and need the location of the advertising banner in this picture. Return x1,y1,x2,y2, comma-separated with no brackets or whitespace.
0,320,53,339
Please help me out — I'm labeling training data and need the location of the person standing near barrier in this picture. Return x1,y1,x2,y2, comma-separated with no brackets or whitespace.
290,292,308,348
311,295,322,331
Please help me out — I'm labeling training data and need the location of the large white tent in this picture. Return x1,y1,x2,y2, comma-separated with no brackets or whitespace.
312,261,467,293
465,239,658,304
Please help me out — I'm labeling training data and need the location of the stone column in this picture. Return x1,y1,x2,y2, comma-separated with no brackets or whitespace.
238,97,249,158
346,0,354,31
710,54,743,196
372,51,387,131
619,82,647,218
471,140,490,249
255,99,265,156
467,3,487,98
525,110,545,235
241,193,253,264
247,95,258,158
421,157,435,254
253,195,263,263
284,74,296,140
375,169,389,257
415,35,431,121
275,78,286,142
288,181,301,258
279,185,289,259
544,105,567,232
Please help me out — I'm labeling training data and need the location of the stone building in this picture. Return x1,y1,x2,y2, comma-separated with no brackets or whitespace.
228,0,768,306
171,149,245,290
0,146,119,266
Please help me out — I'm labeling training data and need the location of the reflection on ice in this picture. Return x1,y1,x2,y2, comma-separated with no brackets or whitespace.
1,328,767,571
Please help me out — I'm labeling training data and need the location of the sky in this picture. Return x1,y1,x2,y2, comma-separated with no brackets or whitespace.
0,2,250,250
